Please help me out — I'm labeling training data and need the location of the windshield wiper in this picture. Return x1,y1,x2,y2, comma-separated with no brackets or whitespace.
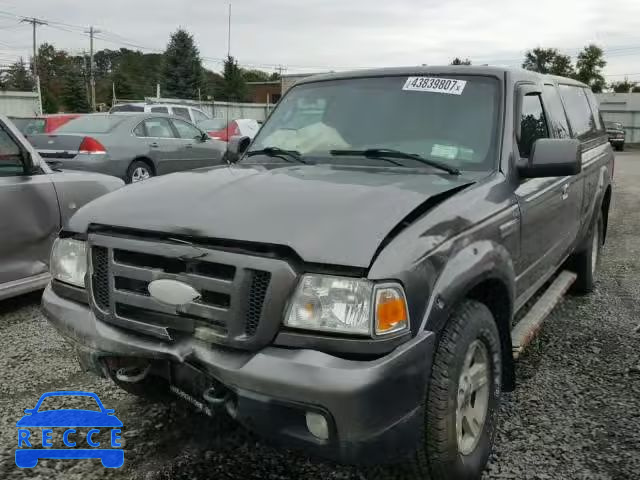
330,148,460,175
246,147,308,164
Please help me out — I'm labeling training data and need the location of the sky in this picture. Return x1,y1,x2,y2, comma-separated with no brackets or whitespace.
1,0,640,81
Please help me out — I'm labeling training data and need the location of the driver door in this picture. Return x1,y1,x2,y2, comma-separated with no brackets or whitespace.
0,119,59,297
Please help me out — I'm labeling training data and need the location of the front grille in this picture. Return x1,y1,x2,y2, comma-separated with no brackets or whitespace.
91,246,110,311
88,233,296,350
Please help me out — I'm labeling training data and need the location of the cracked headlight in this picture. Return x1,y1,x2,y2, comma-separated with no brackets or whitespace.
50,238,87,288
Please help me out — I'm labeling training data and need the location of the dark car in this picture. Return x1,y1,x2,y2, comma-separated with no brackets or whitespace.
27,113,226,183
0,114,122,301
605,121,625,151
42,66,613,480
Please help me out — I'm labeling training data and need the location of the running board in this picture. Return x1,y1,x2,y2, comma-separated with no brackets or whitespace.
511,270,577,360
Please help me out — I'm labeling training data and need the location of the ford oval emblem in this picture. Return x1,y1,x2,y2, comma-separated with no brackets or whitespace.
148,279,200,306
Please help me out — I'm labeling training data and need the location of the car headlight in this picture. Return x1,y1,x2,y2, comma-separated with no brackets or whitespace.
284,274,409,336
50,238,87,288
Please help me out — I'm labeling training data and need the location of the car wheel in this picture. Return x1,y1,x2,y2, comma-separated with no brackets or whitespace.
366,300,502,480
126,160,154,184
572,211,603,294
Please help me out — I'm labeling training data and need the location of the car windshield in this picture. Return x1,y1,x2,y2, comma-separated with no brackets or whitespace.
605,122,623,130
110,104,144,113
38,395,101,412
198,118,228,130
56,115,125,134
246,75,501,171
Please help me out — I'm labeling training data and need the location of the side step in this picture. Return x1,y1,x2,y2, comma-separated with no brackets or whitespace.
511,270,577,360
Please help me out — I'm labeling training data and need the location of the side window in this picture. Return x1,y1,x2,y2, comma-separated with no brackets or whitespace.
133,122,146,137
558,85,597,138
143,118,175,138
518,94,549,158
0,127,25,176
150,106,169,114
584,89,604,132
172,119,202,140
172,107,191,121
192,109,208,123
542,85,571,139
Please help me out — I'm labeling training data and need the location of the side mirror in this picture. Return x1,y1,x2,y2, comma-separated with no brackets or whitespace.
200,132,209,142
519,138,582,178
21,150,37,174
226,135,251,163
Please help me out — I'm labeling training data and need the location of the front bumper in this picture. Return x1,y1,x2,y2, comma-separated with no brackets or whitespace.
608,138,624,144
42,285,435,464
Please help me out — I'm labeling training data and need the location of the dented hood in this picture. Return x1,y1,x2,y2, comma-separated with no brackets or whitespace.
68,164,473,267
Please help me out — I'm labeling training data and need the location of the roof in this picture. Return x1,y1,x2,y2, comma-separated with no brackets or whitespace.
292,65,588,88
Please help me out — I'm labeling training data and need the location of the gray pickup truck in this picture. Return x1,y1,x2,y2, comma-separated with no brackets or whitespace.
42,66,613,480
0,115,123,301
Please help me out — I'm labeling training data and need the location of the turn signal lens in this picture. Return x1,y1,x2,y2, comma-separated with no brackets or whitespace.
375,287,409,335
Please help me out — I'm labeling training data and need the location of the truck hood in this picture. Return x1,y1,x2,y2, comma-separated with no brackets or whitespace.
68,164,473,267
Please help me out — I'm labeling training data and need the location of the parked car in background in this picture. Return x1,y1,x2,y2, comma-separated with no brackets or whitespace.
9,114,81,136
109,103,210,124
199,118,260,141
27,113,226,183
605,121,625,151
0,114,122,301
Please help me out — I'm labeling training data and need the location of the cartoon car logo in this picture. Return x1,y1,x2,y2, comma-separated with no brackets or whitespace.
15,391,123,468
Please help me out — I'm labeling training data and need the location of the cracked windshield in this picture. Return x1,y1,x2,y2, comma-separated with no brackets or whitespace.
0,0,637,479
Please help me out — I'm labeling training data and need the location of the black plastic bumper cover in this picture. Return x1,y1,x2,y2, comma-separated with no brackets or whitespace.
41,285,435,464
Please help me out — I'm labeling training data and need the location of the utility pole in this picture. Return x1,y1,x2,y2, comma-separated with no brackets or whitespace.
21,17,47,76
85,26,101,111
227,3,232,58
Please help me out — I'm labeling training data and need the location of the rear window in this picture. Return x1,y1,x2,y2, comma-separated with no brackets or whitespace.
151,106,169,114
10,117,46,135
57,115,125,134
110,104,144,113
172,107,191,121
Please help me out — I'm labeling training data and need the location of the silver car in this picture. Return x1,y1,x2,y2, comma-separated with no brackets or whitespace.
28,113,227,183
0,114,123,301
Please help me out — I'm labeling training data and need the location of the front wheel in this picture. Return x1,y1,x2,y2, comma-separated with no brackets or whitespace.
367,300,502,480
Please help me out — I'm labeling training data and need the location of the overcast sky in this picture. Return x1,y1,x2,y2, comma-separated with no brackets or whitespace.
1,0,639,80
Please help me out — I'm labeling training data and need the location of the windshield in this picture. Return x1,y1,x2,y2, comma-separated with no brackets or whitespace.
56,115,125,134
110,104,144,113
247,75,500,171
10,117,45,135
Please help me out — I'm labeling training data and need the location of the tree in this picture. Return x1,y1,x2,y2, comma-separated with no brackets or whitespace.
549,54,574,77
633,85,640,93
162,28,203,99
575,44,606,92
5,58,34,90
522,48,574,76
610,78,636,93
451,57,471,65
216,55,248,102
61,67,89,113
242,69,272,82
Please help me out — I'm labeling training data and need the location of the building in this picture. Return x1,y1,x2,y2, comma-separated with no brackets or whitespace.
596,93,640,144
281,73,327,94
246,81,282,104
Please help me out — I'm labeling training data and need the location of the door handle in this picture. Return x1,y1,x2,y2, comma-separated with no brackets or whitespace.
149,142,159,148
561,183,569,201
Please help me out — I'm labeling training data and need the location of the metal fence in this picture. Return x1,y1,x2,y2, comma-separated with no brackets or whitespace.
0,90,40,116
596,93,640,144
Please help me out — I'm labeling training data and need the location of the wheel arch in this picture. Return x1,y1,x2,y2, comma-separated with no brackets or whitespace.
421,241,516,391
130,156,156,175
601,184,612,243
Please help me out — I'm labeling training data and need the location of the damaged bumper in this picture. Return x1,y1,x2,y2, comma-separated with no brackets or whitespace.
41,285,435,464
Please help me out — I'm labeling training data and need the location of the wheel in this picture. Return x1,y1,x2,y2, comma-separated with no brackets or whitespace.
572,212,603,294
126,160,154,184
366,300,502,480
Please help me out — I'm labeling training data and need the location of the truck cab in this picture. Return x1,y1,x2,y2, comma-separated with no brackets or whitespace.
41,66,613,480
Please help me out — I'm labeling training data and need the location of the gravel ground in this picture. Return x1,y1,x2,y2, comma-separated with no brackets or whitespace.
1,153,639,480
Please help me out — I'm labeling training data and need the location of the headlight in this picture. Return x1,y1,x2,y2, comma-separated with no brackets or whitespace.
284,274,409,336
50,238,87,288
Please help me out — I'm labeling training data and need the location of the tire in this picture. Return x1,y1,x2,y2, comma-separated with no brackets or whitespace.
366,300,502,480
126,160,154,184
572,211,603,294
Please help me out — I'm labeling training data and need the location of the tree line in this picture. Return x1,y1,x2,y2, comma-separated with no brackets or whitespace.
0,28,278,113
452,45,640,93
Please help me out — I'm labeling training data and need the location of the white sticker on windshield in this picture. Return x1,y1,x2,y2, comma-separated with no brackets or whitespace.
431,144,458,159
402,77,466,95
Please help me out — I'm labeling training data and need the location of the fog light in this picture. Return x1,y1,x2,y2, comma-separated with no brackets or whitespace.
305,412,329,440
